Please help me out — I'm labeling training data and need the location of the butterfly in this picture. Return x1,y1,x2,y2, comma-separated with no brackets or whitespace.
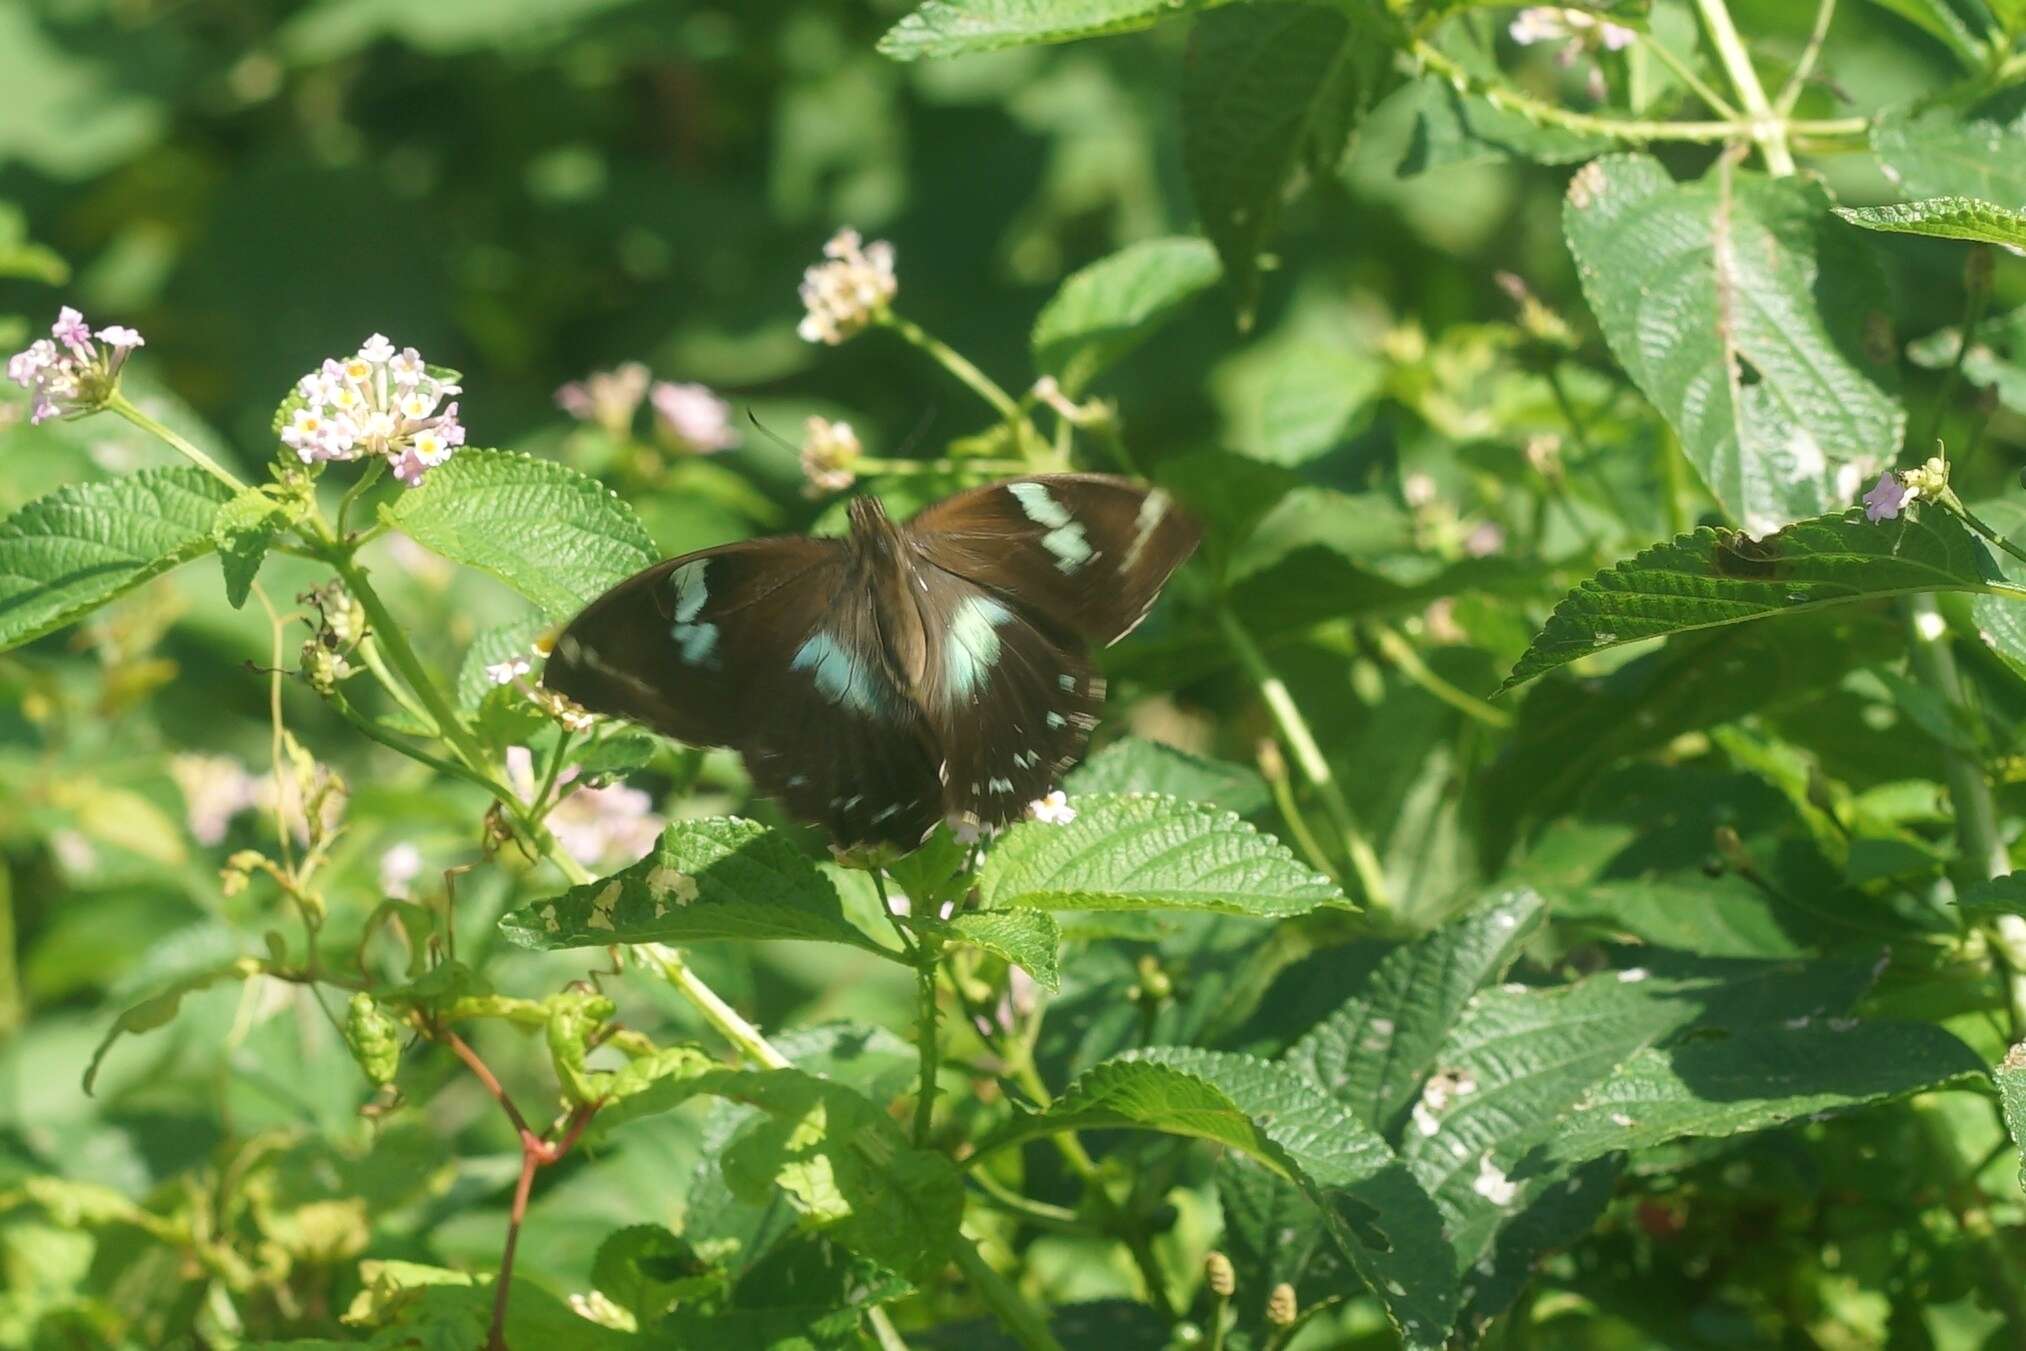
543,473,1200,850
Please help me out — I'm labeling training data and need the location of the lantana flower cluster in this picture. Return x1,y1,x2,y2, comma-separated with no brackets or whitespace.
281,335,466,487
800,415,862,496
1509,6,1635,101
797,227,897,345
7,307,144,424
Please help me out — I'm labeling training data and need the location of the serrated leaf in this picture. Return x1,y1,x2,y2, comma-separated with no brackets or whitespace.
212,485,301,610
1183,4,1367,323
0,467,234,651
980,1046,1458,1347
1287,888,1546,1134
1454,1156,1620,1339
1510,1022,1986,1176
499,818,896,958
913,909,1060,990
1564,154,1903,533
1214,1154,1350,1335
1837,196,2026,250
382,449,658,617
1064,738,1269,817
624,1068,962,1283
1032,237,1222,396
1874,95,2026,206
975,793,1345,917
877,0,1232,59
2000,1043,2026,1191
1501,507,2010,690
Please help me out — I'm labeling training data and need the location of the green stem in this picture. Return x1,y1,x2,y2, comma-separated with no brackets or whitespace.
354,636,443,736
1366,623,1513,729
882,313,1025,426
914,960,941,1148
1950,500,2026,573
1773,0,1837,115
868,1308,911,1351
1410,40,1866,147
1904,596,2026,1033
336,459,386,537
1695,0,1796,173
1259,741,1341,882
1637,30,1742,118
1926,253,1993,458
106,392,247,493
638,942,792,1068
952,1232,1066,1351
1216,606,1393,916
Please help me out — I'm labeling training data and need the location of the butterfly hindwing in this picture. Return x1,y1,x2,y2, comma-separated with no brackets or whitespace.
905,473,1201,646
913,565,1105,830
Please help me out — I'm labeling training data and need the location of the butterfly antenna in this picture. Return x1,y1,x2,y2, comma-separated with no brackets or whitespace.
744,408,801,456
893,402,939,461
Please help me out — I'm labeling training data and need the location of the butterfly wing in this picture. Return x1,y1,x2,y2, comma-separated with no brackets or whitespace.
544,538,943,849
905,473,1201,646
912,564,1105,831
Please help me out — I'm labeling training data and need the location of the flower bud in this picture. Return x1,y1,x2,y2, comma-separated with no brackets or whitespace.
1266,1281,1297,1327
345,992,402,1085
1204,1251,1236,1298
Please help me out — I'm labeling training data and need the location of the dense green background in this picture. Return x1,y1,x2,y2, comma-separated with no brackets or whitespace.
6,0,2026,1347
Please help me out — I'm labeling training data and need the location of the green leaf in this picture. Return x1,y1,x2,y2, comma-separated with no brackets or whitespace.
382,449,658,618
499,818,896,958
981,1046,1458,1347
1862,0,1995,65
1500,507,2007,691
1287,888,1546,1134
0,467,234,652
2000,1043,2026,1192
1836,196,2026,250
1969,497,2026,680
1540,875,1806,958
1564,154,1903,533
640,1068,962,1283
1397,74,1613,176
975,793,1346,917
211,485,302,610
1511,1022,1986,1176
591,1224,720,1323
455,615,550,707
1032,237,1222,395
1064,737,1270,817
1874,95,2026,206
0,203,67,284
1182,3,1370,323
1959,873,2026,917
877,0,1232,60
1215,1156,1346,1333
912,909,1061,990
1454,1157,1620,1338
84,961,249,1095
1910,308,2026,416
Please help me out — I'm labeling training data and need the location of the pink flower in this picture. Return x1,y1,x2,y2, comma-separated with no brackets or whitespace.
505,746,663,870
554,362,649,438
1862,471,1913,522
6,308,144,424
650,381,738,453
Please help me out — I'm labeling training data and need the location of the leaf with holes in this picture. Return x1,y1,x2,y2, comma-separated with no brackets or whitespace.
975,793,1346,917
383,449,658,618
1501,507,2010,690
980,1047,1458,1348
1564,154,1903,533
0,467,234,652
1032,237,1222,395
1837,197,2026,251
499,818,898,958
878,0,1232,59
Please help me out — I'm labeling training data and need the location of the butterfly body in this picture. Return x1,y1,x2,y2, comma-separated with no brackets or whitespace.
545,474,1199,849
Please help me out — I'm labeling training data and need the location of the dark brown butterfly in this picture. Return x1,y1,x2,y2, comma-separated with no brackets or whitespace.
543,474,1200,849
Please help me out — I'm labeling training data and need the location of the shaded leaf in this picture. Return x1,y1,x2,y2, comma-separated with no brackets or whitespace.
2000,1042,2026,1192
1564,154,1903,533
975,793,1346,917
499,818,895,958
1032,237,1222,395
1501,507,2008,690
0,467,233,651
878,0,1232,59
383,449,658,617
1958,873,2026,917
1873,94,2026,207
1397,74,1612,175
1064,737,1270,817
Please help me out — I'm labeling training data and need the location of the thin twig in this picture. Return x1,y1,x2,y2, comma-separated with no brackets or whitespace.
1774,0,1838,115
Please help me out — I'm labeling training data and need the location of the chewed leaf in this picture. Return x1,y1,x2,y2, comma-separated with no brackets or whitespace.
499,817,899,959
976,793,1347,917
1501,507,2010,690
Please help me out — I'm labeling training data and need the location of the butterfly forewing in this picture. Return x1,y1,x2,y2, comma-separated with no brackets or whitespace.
905,473,1202,646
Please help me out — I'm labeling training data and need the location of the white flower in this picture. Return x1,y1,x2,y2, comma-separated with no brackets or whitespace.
170,753,260,846
797,227,898,345
1509,6,1634,50
485,656,532,685
799,416,861,496
282,335,466,486
6,307,146,424
650,380,738,453
1027,790,1076,825
379,842,423,899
